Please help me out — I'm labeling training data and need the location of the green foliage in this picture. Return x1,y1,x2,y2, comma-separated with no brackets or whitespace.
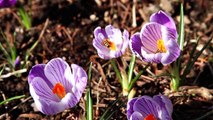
0,95,25,105
18,6,32,30
170,3,184,91
99,98,124,120
0,31,17,70
181,36,213,81
86,63,93,120
178,3,184,50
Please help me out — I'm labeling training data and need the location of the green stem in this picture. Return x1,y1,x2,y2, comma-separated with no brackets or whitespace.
170,63,180,91
128,55,136,83
110,59,122,86
86,62,93,120
128,64,149,91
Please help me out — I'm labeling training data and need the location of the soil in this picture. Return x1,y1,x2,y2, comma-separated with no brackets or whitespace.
0,0,212,120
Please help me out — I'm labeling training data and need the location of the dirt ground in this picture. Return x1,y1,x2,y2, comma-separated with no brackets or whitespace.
0,0,212,120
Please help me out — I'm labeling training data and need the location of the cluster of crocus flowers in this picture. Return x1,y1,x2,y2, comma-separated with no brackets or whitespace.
93,25,129,59
28,58,87,115
130,10,180,65
127,95,173,120
0,0,16,8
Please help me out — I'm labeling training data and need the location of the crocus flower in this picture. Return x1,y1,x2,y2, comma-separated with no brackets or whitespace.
127,95,173,120
93,25,129,59
14,56,20,69
130,10,180,65
0,0,16,8
28,58,87,115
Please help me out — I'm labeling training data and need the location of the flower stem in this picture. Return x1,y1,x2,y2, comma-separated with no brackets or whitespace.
128,55,136,83
170,63,180,91
110,59,122,86
110,59,129,96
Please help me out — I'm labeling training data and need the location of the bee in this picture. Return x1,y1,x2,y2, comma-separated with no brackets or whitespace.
102,39,111,48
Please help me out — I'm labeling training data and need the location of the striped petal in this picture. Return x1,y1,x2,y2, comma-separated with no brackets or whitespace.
161,39,180,65
127,97,138,120
133,96,160,118
93,25,129,59
129,32,143,59
153,95,173,120
150,10,176,31
44,58,73,92
130,111,144,120
140,23,162,53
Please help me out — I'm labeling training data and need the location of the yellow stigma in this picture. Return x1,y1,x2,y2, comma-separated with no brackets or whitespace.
102,38,116,51
157,39,167,53
52,83,66,99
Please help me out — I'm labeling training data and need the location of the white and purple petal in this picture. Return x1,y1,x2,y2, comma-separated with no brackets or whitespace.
127,97,138,120
127,95,173,120
44,58,73,92
0,0,16,8
140,23,162,53
139,22,180,65
28,64,54,88
130,111,144,120
161,40,180,65
28,58,87,115
150,10,176,31
133,96,160,118
129,32,143,60
153,95,173,120
70,64,87,101
93,25,129,60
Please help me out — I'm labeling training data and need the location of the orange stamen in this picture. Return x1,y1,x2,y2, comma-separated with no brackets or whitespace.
52,83,66,99
157,39,167,53
102,38,116,51
144,114,157,120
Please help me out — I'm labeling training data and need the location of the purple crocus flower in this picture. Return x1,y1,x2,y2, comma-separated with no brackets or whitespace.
0,0,16,8
28,58,87,115
130,10,180,65
14,56,20,68
127,95,173,120
93,25,129,59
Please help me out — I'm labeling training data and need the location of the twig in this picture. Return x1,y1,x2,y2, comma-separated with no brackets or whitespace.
132,0,137,27
0,68,27,80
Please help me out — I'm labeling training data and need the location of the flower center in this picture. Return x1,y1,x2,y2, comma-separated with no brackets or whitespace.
52,82,66,99
102,38,116,51
157,39,167,53
144,114,157,120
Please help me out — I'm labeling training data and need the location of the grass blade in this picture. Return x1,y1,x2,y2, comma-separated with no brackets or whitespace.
86,62,93,120
0,65,5,75
110,59,122,85
128,64,149,91
128,55,136,83
178,3,184,50
0,95,25,105
182,37,212,80
18,6,31,30
86,89,93,120
99,99,124,120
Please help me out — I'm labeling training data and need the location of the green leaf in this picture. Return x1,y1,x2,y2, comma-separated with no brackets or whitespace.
0,65,5,75
0,95,25,105
86,62,93,120
178,3,184,50
128,55,136,83
128,64,149,91
18,6,32,30
181,37,212,80
99,99,124,120
86,89,93,120
110,59,122,85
